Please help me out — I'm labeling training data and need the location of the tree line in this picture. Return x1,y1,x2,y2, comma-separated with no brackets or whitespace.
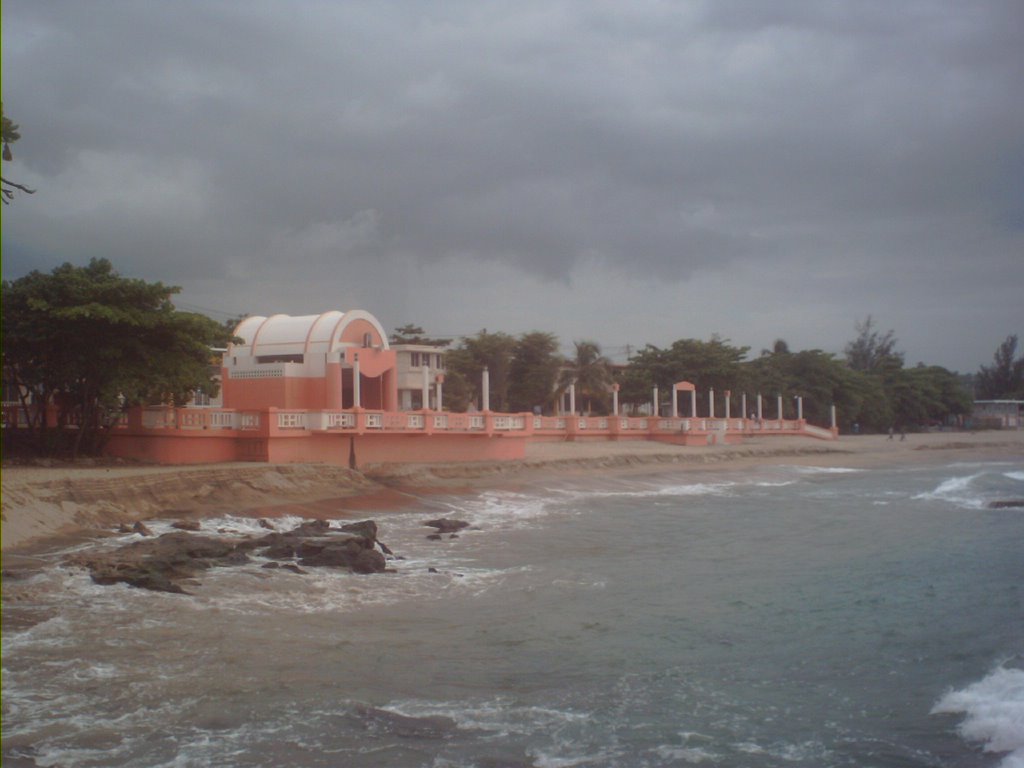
413,315,1023,434
3,260,1021,457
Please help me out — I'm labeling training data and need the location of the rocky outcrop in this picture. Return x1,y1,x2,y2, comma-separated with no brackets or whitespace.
424,518,470,534
66,518,394,593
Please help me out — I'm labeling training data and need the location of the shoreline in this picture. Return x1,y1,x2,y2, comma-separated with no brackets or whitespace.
3,431,1022,557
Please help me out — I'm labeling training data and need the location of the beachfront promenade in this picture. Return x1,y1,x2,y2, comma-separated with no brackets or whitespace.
69,404,836,467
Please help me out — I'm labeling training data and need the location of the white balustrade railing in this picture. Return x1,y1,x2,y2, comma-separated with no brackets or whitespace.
128,407,833,440
277,412,306,430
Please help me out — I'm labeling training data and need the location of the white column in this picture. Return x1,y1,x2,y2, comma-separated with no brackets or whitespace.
830,404,837,430
709,388,715,419
672,387,678,418
725,391,731,420
777,395,783,421
797,396,803,420
741,393,747,421
653,386,659,417
482,366,490,411
757,393,763,421
353,355,362,409
690,390,697,419
421,366,431,410
569,383,576,416
612,385,619,416
436,378,444,411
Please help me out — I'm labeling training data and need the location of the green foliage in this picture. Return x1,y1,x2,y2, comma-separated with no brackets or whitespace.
389,324,452,347
748,347,861,424
844,316,903,373
559,340,613,415
508,332,562,413
975,335,1024,399
2,259,236,457
2,103,35,204
444,330,517,412
623,336,749,414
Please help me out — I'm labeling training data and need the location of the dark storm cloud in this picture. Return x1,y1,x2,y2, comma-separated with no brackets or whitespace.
2,0,1021,370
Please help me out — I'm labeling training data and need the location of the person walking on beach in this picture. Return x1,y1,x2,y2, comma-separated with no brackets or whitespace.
888,426,894,440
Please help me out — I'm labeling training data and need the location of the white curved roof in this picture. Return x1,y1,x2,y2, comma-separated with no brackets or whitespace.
228,311,390,358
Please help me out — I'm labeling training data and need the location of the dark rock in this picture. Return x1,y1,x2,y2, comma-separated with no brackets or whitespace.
424,518,470,533
428,567,439,573
298,537,386,573
258,518,275,530
293,519,331,535
91,565,187,594
67,532,241,593
426,534,442,541
340,520,378,540
220,550,251,566
448,534,458,539
132,521,153,536
378,540,394,555
171,520,201,531
989,499,1024,509
117,523,134,533
75,516,394,594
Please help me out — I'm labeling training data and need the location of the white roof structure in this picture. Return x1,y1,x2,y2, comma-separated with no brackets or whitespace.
228,311,390,359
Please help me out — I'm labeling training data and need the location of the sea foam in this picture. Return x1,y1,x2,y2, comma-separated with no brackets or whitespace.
932,665,1024,767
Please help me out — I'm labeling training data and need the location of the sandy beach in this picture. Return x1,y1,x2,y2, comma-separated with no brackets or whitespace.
3,430,1022,555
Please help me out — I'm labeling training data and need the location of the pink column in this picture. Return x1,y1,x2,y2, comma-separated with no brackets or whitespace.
690,389,697,419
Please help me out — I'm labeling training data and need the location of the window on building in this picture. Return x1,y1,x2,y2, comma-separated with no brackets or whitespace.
411,352,421,367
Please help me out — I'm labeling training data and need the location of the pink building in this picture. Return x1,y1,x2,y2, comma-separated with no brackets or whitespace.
222,311,398,411
72,309,836,467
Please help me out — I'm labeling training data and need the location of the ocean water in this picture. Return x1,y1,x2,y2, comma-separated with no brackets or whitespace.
2,459,1023,768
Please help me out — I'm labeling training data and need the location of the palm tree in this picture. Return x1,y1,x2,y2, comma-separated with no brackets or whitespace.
559,340,612,415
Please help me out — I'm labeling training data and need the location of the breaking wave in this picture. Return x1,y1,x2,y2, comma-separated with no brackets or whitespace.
932,664,1024,768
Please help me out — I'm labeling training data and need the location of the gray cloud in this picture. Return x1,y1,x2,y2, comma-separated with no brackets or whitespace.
2,0,1021,371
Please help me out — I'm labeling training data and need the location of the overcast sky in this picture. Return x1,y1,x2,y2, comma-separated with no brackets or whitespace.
3,1,1021,371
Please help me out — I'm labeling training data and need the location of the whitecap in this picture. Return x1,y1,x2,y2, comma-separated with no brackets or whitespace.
931,665,1024,766
1004,471,1024,483
913,472,987,508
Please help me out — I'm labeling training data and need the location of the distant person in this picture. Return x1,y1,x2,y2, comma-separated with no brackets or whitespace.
853,422,860,435
888,426,894,440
